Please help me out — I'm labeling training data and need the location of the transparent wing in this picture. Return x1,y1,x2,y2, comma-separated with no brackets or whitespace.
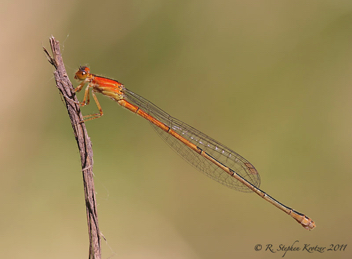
124,88,260,192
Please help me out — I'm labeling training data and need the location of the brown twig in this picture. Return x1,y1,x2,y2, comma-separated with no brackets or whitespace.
43,36,101,259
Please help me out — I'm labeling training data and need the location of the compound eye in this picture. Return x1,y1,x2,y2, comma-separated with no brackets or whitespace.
75,66,90,80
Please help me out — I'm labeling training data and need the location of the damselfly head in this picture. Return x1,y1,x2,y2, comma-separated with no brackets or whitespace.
74,66,90,80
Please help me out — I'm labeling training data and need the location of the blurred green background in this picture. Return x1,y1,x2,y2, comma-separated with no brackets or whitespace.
2,0,352,258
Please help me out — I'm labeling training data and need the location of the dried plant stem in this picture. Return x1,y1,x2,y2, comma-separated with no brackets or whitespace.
43,36,101,259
